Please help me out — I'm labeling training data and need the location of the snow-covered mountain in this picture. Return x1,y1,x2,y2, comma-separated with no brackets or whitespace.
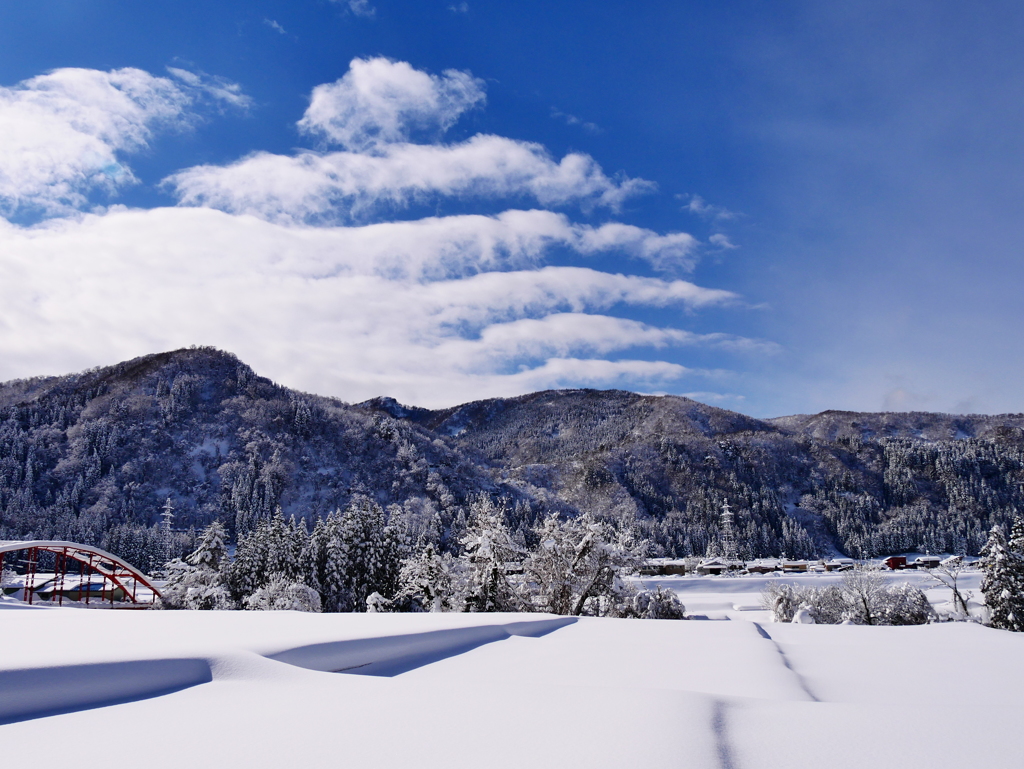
2,348,1023,566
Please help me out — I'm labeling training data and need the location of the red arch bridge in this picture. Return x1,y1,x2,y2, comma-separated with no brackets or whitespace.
0,541,161,608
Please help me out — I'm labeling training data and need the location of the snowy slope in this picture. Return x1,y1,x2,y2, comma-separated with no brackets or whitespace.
1,599,1022,768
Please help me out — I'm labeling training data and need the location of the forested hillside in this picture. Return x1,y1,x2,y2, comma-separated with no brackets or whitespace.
2,348,1023,570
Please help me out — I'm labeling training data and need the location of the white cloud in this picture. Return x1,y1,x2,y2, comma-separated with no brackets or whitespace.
0,67,246,217
165,135,650,223
576,222,697,272
164,58,649,223
448,3,470,13
0,60,761,408
298,57,485,151
440,314,768,366
0,207,742,406
165,59,650,222
263,18,287,34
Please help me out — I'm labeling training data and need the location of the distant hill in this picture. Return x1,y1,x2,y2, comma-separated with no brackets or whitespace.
767,409,1024,442
2,348,1023,570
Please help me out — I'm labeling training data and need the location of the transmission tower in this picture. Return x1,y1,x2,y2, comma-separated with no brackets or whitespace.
160,497,175,564
720,500,738,562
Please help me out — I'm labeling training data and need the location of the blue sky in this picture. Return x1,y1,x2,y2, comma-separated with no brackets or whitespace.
1,1,1022,417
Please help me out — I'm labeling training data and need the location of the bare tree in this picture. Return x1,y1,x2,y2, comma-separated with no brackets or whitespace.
840,568,887,625
925,555,972,617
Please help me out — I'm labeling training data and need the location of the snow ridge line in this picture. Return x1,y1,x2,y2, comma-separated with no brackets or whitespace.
750,622,820,702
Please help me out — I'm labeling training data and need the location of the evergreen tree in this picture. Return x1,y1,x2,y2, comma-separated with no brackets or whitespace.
459,499,525,612
337,497,402,611
225,525,265,602
981,526,1024,632
322,516,350,611
1009,516,1024,555
396,542,459,612
157,521,234,610
187,520,228,571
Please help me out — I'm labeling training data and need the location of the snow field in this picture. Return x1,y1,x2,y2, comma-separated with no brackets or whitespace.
1,578,1022,769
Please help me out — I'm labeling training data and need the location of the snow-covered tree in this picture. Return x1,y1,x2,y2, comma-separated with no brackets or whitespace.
1009,516,1024,555
762,581,802,623
187,520,229,571
521,513,645,616
460,499,524,612
840,569,889,626
226,509,310,603
336,497,403,611
396,542,460,612
981,525,1024,632
876,582,934,626
761,571,933,625
157,521,234,610
244,575,322,612
365,591,393,612
299,498,403,612
305,511,349,611
225,526,265,601
628,586,687,619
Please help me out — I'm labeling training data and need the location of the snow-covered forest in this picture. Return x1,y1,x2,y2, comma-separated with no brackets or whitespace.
155,497,688,619
3,347,1024,575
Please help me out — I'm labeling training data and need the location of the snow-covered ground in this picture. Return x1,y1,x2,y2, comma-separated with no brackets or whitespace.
1,571,1019,768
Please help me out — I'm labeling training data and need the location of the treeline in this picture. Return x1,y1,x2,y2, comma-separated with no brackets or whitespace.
159,495,685,619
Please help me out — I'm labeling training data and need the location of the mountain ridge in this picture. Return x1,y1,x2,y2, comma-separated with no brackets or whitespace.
2,347,1023,570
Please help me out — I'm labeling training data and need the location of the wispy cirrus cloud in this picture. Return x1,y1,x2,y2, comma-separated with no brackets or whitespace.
165,67,252,111
263,18,287,34
550,107,601,134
